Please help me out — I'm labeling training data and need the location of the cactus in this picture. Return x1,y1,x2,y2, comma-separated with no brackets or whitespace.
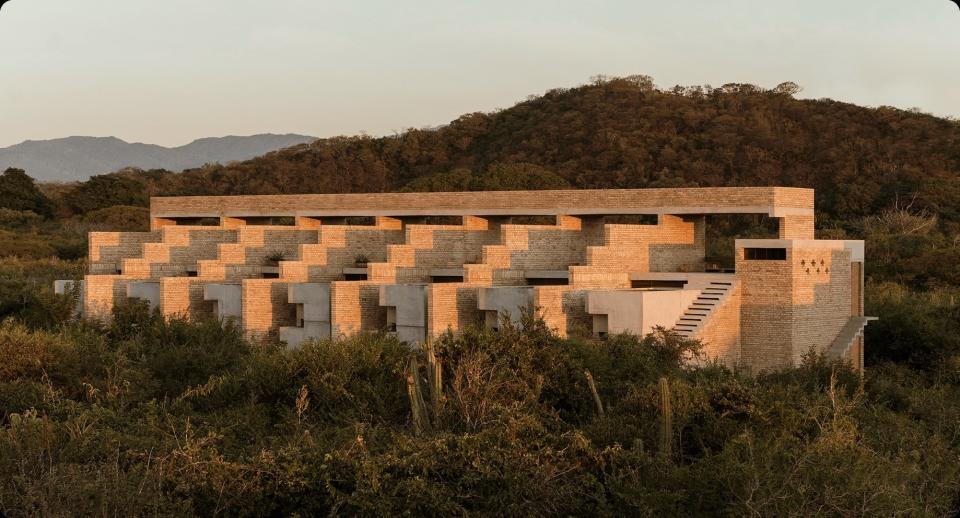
658,377,673,458
406,358,430,436
584,370,604,417
425,341,442,415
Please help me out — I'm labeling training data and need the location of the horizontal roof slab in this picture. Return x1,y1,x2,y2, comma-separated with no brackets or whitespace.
151,187,814,219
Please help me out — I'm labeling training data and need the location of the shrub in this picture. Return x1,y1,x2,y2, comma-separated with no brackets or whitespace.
0,208,43,229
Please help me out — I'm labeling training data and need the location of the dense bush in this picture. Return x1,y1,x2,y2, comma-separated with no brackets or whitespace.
0,258,81,329
0,296,957,515
0,168,53,218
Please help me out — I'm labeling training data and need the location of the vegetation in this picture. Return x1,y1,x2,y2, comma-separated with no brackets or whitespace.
1,76,959,514
0,296,956,515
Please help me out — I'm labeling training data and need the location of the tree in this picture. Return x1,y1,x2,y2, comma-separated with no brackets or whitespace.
0,168,54,218
62,173,149,214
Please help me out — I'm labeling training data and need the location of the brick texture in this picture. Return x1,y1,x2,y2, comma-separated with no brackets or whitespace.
76,187,864,372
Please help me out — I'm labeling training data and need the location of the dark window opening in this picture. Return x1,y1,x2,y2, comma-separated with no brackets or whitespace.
603,214,659,225
424,216,463,225
431,275,464,283
631,280,687,289
526,277,570,286
344,216,375,226
173,217,220,226
511,215,557,225
345,273,368,281
744,247,787,260
186,270,198,278
241,216,296,226
261,271,280,279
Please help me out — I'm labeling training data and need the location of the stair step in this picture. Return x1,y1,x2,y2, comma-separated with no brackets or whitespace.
697,297,720,301
709,281,733,286
680,318,703,323
675,324,697,329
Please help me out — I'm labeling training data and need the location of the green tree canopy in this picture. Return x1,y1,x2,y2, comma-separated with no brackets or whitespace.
62,173,149,214
0,168,53,218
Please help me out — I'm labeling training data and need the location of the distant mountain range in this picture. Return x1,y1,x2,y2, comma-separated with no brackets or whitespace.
0,134,317,182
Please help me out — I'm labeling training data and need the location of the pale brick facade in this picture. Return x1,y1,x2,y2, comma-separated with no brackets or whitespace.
70,187,872,371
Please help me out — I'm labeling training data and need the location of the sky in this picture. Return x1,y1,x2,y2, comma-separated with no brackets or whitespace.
0,0,958,148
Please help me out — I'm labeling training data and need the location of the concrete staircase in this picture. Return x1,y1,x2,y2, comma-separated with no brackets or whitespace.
673,280,736,338
827,316,877,358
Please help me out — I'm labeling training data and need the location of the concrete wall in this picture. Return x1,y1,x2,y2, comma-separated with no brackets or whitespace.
380,284,428,345
279,283,331,348
586,289,700,336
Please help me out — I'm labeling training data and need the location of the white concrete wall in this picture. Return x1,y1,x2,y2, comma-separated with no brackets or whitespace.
380,284,428,345
586,289,700,336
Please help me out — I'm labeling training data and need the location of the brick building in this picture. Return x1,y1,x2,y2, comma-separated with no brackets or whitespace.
63,187,874,371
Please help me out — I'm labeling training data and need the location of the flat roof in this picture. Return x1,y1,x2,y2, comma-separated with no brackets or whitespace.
150,187,814,219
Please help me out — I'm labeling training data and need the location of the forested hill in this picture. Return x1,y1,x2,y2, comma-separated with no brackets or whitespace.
34,76,960,225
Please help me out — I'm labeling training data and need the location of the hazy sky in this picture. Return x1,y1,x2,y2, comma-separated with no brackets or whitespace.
1,0,957,148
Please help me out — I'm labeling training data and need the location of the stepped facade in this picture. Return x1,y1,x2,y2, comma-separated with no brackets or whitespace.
64,187,873,371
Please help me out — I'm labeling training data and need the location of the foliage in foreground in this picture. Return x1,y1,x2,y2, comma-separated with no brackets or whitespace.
0,303,957,516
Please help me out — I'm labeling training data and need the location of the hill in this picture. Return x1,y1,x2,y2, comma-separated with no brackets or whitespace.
0,134,317,182
67,76,956,228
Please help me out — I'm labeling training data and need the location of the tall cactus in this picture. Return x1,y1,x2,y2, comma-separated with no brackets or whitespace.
658,377,673,458
584,370,604,417
407,343,443,436
406,358,430,436
426,341,442,415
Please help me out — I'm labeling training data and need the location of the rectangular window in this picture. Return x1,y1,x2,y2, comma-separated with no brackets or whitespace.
744,248,787,260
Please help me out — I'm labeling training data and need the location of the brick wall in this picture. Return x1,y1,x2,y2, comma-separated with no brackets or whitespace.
122,227,238,279
89,231,161,273
280,220,405,283
737,243,853,370
533,287,591,338
367,218,500,283
83,275,126,321
159,278,212,321
329,281,387,337
789,247,851,365
778,215,815,240
426,284,482,336
78,187,870,372
694,283,742,366
151,187,815,218
198,227,318,280
570,215,705,289
241,279,297,339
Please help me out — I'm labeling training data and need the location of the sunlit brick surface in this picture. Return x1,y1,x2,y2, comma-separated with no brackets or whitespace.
77,187,869,371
